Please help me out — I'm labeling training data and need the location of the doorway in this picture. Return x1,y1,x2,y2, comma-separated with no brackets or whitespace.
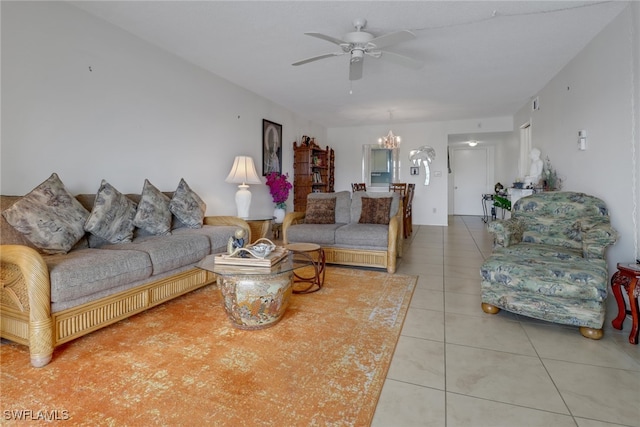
452,147,493,215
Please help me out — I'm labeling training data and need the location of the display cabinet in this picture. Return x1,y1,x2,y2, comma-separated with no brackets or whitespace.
293,137,335,212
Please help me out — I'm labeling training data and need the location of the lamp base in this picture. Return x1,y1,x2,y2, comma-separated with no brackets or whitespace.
235,184,252,218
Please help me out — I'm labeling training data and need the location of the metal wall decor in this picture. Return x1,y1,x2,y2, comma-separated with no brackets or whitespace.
409,146,436,185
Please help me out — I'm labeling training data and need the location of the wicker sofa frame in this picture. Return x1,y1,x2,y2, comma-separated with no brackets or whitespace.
1,216,249,368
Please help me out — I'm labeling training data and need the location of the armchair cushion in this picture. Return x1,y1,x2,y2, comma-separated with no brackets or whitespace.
481,244,608,301
487,218,524,248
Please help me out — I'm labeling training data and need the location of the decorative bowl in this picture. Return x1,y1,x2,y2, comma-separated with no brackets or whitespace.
247,242,276,259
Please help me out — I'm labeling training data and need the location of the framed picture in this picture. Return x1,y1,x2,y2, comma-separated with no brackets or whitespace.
263,119,282,175
410,166,420,176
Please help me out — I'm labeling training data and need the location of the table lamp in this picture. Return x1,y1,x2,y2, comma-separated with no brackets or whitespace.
225,156,262,218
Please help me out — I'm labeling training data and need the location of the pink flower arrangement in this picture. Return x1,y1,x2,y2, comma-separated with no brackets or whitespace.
265,172,292,208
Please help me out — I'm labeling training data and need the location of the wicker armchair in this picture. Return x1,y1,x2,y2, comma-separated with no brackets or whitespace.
480,192,618,339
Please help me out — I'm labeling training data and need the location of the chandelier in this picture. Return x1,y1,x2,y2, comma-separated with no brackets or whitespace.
378,130,401,149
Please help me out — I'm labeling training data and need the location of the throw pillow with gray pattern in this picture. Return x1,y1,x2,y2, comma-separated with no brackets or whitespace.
169,178,206,229
84,180,137,243
1,173,90,254
133,179,172,235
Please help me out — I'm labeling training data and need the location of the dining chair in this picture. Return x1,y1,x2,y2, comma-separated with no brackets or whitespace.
351,183,367,192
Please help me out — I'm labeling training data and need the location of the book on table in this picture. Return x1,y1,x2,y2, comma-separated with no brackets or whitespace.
214,247,288,267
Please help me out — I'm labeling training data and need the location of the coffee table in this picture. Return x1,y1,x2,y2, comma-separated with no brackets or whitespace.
198,251,312,330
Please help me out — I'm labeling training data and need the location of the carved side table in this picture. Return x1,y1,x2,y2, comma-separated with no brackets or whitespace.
611,263,640,344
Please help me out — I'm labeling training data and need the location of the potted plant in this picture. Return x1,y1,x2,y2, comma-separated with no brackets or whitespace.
265,172,292,223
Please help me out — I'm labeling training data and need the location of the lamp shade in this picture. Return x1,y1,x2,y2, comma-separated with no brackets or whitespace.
225,156,262,185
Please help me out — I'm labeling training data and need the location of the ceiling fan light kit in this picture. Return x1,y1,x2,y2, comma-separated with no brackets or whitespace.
292,18,423,81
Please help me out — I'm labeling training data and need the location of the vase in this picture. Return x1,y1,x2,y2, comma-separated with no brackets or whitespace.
218,272,293,330
274,207,286,223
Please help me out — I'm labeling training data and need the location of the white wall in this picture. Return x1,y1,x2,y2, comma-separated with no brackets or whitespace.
511,3,639,272
328,121,449,225
0,2,325,217
328,116,512,226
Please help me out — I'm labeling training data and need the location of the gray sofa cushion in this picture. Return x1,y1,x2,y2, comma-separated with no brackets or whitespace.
173,225,239,254
334,223,389,249
50,265,197,314
47,248,152,303
307,191,351,224
286,223,346,245
101,233,210,275
350,191,400,224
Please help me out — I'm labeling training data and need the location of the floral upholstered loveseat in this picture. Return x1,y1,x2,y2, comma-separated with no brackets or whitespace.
480,191,618,339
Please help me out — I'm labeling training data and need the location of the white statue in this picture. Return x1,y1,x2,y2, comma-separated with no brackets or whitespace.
524,148,543,187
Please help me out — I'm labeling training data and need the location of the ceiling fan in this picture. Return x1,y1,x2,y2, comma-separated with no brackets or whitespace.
292,18,423,81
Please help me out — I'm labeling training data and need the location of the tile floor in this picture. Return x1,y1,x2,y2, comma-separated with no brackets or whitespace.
372,216,639,427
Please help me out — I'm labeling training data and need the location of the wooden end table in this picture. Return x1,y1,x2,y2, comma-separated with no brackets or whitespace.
611,262,640,344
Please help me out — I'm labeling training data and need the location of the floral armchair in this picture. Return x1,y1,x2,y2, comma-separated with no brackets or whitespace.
480,192,618,339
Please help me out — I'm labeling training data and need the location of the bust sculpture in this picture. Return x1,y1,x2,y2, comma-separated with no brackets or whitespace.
524,148,543,187
227,228,247,256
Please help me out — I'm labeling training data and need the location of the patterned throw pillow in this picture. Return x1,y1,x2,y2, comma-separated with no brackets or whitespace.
359,197,392,225
84,180,137,243
305,198,336,224
1,173,90,254
169,178,206,229
133,179,172,235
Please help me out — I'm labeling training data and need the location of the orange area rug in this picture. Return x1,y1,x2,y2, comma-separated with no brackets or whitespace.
1,267,416,426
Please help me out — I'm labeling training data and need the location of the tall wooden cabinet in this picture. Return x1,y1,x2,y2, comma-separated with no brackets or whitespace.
293,137,335,212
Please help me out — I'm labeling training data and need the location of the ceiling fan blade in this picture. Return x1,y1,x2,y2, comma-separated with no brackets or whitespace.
349,59,363,81
304,32,347,46
377,50,424,69
369,30,415,49
292,52,345,66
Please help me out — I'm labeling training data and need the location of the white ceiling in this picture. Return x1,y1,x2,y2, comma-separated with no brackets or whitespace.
71,1,628,128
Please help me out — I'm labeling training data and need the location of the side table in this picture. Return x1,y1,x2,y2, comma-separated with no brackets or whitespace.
285,243,325,294
242,217,274,244
611,262,640,344
272,222,282,240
